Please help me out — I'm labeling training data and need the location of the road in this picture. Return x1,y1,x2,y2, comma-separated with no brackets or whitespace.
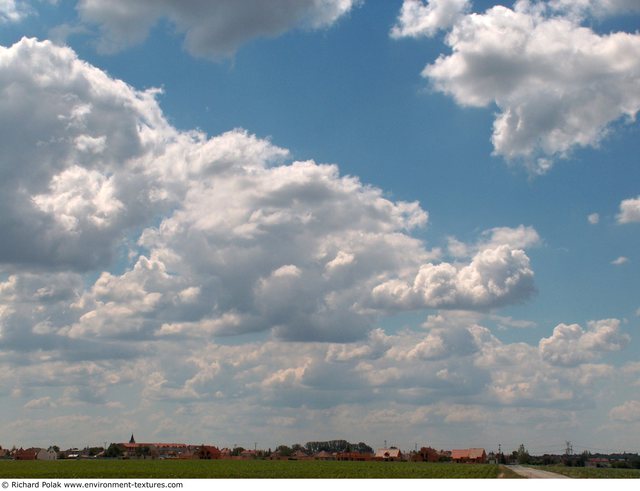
509,465,571,478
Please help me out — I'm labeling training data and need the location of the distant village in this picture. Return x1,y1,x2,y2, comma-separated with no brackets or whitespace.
2,435,640,469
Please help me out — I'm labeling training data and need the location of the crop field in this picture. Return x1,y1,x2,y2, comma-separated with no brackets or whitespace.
533,465,640,479
0,460,504,479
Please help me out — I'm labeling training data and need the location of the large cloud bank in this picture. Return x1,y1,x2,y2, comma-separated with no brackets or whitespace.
0,36,634,449
0,38,539,349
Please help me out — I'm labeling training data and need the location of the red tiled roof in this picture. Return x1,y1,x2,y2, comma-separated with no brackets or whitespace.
451,449,469,460
469,448,486,459
451,448,486,460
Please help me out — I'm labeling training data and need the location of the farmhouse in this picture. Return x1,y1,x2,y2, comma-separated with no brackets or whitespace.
313,451,334,460
412,446,441,462
586,457,611,468
14,448,39,460
198,445,221,460
37,448,57,460
451,448,487,463
375,448,403,461
336,451,373,461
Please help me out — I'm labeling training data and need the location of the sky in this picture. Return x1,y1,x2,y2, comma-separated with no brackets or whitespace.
0,0,639,455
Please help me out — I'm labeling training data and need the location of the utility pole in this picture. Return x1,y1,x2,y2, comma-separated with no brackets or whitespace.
565,441,573,456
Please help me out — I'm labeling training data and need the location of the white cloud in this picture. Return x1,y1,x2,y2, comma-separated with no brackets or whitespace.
129,143,435,342
0,0,27,23
371,244,535,310
3,36,633,450
24,396,56,410
0,39,541,347
413,3,640,173
609,400,640,422
448,225,541,258
539,319,629,366
617,196,640,224
0,38,175,270
588,213,600,224
390,0,471,38
33,166,124,232
1,305,632,447
76,0,360,59
611,256,629,266
546,0,640,18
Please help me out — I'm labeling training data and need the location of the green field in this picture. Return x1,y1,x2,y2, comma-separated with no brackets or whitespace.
533,465,640,479
0,460,505,479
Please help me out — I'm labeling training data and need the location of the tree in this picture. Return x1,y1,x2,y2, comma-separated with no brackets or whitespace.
105,443,123,458
139,446,151,459
231,446,245,457
276,445,292,457
517,444,530,465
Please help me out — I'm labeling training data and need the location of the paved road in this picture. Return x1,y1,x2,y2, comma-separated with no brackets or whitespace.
509,465,571,479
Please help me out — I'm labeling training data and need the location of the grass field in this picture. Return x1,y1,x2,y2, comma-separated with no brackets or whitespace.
533,465,640,479
0,460,505,479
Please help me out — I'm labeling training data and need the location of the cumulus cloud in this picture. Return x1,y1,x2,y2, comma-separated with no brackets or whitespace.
539,319,629,366
372,244,535,311
76,0,359,58
103,313,628,414
0,38,177,271
617,196,640,224
0,38,544,348
447,224,540,258
126,142,434,342
24,396,56,410
4,36,626,449
609,400,640,422
396,1,640,173
588,213,600,225
390,0,470,38
1,303,631,446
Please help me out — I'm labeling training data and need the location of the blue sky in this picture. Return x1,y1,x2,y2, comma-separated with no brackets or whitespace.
0,0,639,455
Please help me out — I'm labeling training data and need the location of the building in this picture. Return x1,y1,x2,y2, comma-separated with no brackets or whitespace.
413,446,441,462
198,446,221,460
375,448,403,461
451,448,487,463
586,458,611,468
120,435,194,459
336,451,373,461
240,449,259,459
37,448,58,461
291,450,311,460
15,448,39,460
314,451,334,460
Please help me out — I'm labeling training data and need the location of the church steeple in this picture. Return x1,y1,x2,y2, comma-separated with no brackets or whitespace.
129,434,136,444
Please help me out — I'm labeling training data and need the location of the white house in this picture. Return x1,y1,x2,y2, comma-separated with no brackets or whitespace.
37,448,58,460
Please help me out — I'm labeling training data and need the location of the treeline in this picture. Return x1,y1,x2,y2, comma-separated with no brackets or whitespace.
304,440,373,454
